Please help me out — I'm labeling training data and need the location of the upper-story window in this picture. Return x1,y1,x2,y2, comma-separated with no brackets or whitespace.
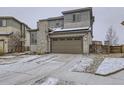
72,13,81,22
56,23,60,27
0,19,6,27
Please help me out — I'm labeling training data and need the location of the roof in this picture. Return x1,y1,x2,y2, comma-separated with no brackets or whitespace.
0,32,13,36
49,27,91,33
39,16,63,21
39,7,92,22
0,16,30,29
47,16,64,21
27,29,38,32
62,7,92,14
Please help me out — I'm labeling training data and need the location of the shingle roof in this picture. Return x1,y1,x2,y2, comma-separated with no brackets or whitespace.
49,26,91,34
50,26,90,31
39,16,63,21
62,7,92,14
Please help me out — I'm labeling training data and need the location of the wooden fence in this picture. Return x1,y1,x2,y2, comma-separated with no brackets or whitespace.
90,44,124,53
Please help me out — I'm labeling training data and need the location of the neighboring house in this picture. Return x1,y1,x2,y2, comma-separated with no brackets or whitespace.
28,29,37,53
31,7,94,54
104,41,109,45
0,16,30,53
92,41,102,45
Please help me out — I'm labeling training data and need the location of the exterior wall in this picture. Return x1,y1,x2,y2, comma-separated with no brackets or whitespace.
36,8,93,54
37,20,49,54
0,36,8,53
64,11,91,29
0,26,20,34
7,19,21,30
0,18,30,52
83,32,92,54
92,41,102,45
25,30,30,50
48,19,63,28
30,45,37,53
30,31,37,52
50,31,92,54
49,32,87,38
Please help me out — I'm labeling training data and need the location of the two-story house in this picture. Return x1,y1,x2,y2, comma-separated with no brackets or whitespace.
31,7,94,54
0,16,30,53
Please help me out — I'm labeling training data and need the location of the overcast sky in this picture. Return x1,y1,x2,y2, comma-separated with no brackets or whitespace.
0,7,124,44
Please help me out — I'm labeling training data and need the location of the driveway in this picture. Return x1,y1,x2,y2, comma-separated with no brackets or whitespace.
0,54,83,84
0,53,124,85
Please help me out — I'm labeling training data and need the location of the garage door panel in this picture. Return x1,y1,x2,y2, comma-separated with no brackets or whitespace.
51,37,82,54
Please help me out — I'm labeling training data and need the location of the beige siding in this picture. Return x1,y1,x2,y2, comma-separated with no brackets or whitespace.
64,11,91,28
0,36,8,53
30,45,37,53
37,21,49,54
83,32,92,54
7,19,21,30
48,19,63,28
25,30,30,47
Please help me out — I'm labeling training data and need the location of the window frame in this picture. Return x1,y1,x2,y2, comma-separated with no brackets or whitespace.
72,13,81,22
0,19,7,27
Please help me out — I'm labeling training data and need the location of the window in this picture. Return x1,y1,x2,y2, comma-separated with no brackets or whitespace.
73,14,76,22
2,20,6,26
0,20,2,26
31,32,37,45
56,23,60,27
0,19,6,27
72,13,81,22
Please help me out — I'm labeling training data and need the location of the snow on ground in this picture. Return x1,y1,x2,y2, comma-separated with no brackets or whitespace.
1,53,124,85
0,55,41,65
0,54,68,84
41,77,59,85
69,58,94,73
0,56,16,59
34,77,76,85
95,58,124,76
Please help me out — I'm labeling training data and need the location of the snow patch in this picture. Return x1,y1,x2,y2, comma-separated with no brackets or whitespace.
95,58,124,75
69,58,94,73
42,77,59,85
0,56,16,59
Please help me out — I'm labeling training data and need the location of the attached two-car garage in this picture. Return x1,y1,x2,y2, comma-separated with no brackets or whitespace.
51,37,83,54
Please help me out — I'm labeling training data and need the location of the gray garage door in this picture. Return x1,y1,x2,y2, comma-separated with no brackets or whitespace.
51,37,83,54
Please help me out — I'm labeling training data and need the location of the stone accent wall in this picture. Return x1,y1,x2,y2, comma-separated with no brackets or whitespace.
37,20,49,54
83,32,92,54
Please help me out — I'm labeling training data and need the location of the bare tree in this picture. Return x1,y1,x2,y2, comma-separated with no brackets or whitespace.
8,32,22,52
105,26,119,46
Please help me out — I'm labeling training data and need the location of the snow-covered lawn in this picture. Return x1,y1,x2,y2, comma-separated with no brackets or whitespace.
95,58,124,76
0,56,16,59
69,58,94,73
34,77,76,85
